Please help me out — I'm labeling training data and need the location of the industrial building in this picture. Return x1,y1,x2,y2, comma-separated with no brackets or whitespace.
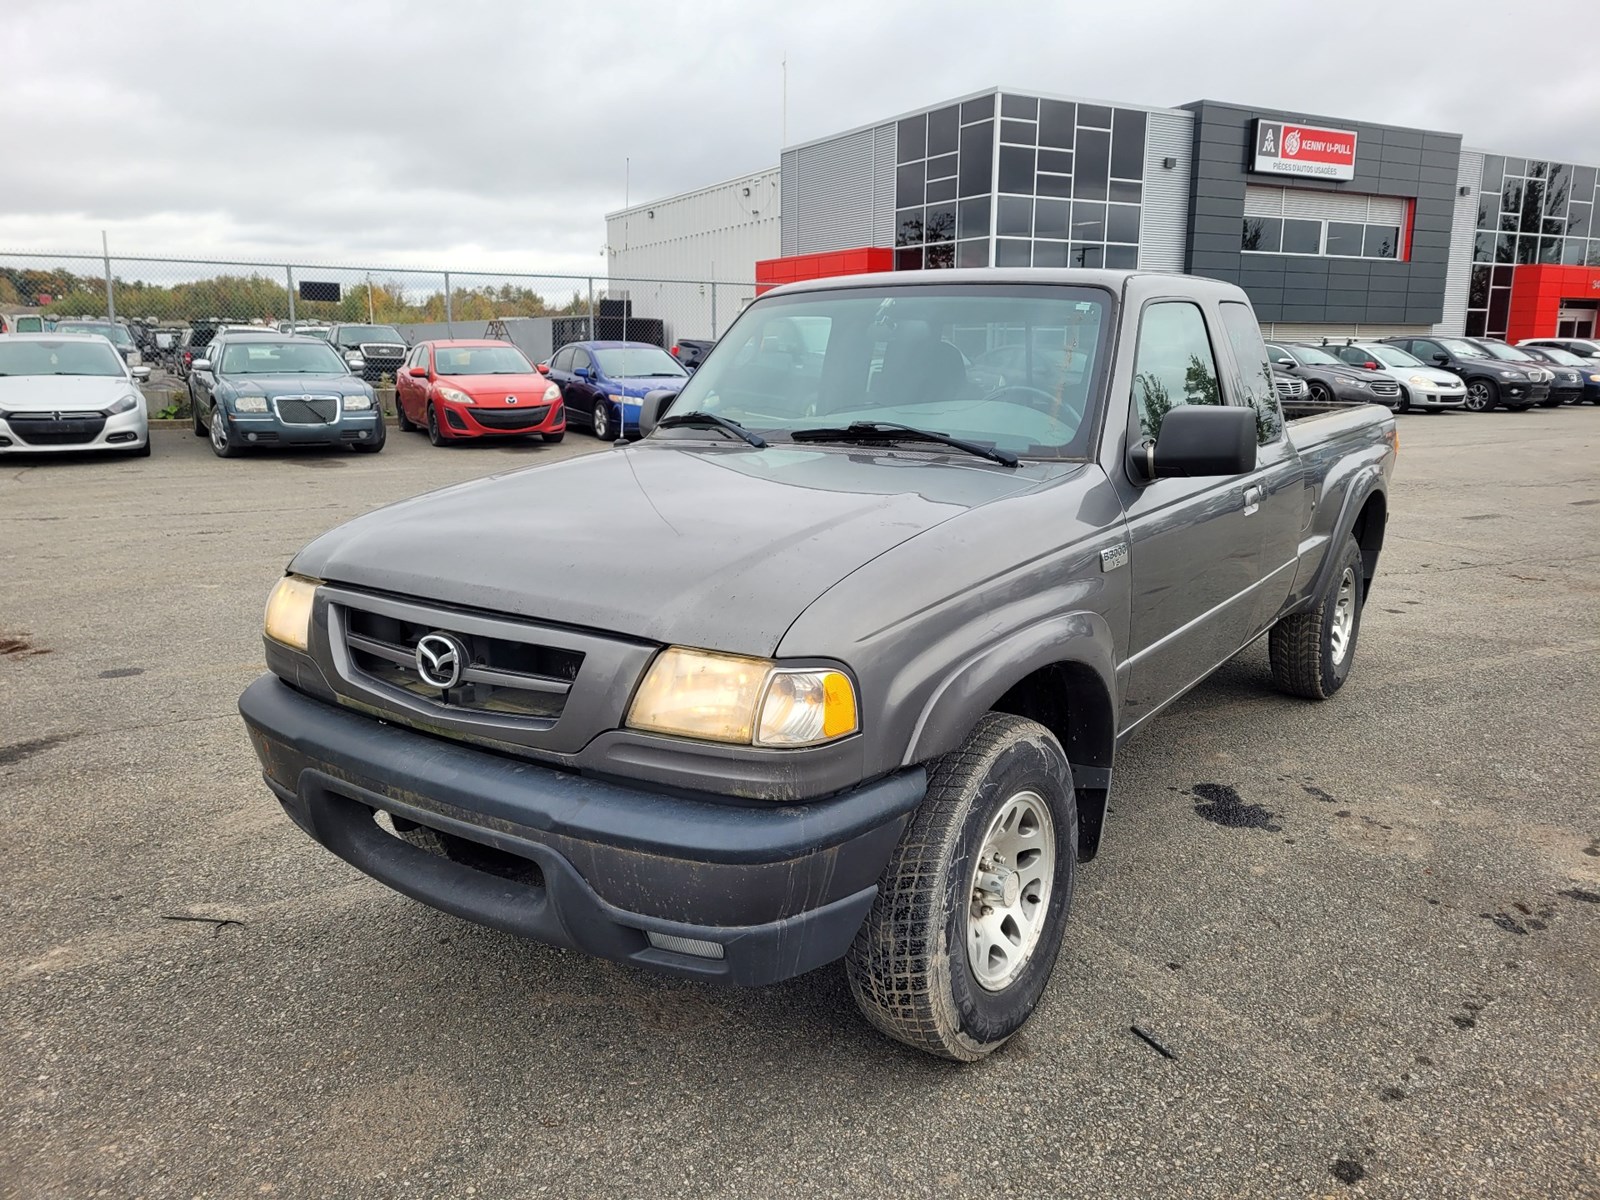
605,86,1600,345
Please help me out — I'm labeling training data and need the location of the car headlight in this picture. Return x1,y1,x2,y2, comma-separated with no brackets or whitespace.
1588,374,1600,383
264,574,319,651
1346,377,1370,389
437,386,475,405
1503,372,1526,382
104,393,141,415
233,394,269,413
543,382,562,404
343,393,374,410
626,647,858,748
607,392,627,404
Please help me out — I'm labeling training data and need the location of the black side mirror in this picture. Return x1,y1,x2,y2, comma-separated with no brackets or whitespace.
1136,405,1257,480
638,388,678,436
1431,353,1450,366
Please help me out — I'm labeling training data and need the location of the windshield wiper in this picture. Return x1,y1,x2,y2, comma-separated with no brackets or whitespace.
789,421,1018,467
657,410,767,447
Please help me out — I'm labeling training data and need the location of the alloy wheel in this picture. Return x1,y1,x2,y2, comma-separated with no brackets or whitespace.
1330,566,1357,665
966,789,1056,992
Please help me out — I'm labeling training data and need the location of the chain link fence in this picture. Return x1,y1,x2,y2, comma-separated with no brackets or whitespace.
0,251,755,388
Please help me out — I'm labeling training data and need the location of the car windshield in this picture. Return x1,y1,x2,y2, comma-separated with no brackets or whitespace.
1369,345,1424,368
297,328,331,341
1288,344,1342,366
1440,339,1490,359
1477,341,1535,362
433,345,535,375
220,340,349,374
58,322,132,347
660,284,1110,459
1532,346,1583,365
335,326,403,346
0,339,126,377
593,346,688,378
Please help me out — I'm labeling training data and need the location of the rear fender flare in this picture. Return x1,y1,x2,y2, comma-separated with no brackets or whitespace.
1306,469,1384,605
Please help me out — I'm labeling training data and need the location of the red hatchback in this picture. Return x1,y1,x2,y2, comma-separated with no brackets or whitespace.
395,340,565,445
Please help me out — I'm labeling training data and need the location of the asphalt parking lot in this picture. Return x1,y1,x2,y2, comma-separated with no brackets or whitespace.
2,410,1597,1199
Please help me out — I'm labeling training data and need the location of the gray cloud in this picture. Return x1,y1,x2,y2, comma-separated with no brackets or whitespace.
5,0,1597,277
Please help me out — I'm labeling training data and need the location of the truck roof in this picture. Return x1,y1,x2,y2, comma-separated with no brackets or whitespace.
762,267,1220,297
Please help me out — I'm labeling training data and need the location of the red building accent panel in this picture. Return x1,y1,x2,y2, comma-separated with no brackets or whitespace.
755,248,895,295
1505,265,1600,343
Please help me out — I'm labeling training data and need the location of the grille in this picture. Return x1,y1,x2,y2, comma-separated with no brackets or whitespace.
7,411,107,445
472,406,550,429
1368,380,1401,398
341,605,582,720
1273,377,1306,399
359,343,406,360
274,395,340,425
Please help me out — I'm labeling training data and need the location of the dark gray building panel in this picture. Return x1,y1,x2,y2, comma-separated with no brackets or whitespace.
1182,100,1461,327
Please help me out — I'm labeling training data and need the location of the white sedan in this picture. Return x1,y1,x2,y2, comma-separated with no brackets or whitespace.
1330,341,1467,412
0,334,151,457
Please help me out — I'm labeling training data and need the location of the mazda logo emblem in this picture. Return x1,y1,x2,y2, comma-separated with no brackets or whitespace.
415,632,467,689
505,395,518,404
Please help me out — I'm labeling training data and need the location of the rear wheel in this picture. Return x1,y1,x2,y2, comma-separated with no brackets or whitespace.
1464,378,1498,412
190,384,205,436
396,399,416,431
591,400,613,441
845,713,1077,1061
1269,535,1364,700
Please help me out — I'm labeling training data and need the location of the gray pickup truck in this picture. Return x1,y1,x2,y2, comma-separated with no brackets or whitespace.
240,269,1395,1061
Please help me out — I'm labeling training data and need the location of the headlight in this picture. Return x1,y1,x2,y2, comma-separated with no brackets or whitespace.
543,382,562,404
1407,374,1431,388
343,393,374,410
264,574,319,651
1503,372,1527,382
1588,374,1600,383
437,386,475,405
607,392,626,404
105,393,140,415
1346,377,1370,389
626,647,858,748
233,394,269,413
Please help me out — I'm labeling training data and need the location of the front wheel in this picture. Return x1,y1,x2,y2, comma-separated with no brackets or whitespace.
1464,378,1498,412
1269,535,1364,700
1309,382,1333,406
845,713,1078,1061
543,430,565,444
208,405,238,458
426,403,447,447
591,400,613,441
1394,387,1411,414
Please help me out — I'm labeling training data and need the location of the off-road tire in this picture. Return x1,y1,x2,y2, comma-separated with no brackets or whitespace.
1269,534,1364,700
845,713,1077,1062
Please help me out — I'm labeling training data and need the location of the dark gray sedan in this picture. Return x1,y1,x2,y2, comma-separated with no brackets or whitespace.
189,335,385,458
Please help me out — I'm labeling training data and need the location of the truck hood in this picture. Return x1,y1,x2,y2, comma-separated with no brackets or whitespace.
0,374,137,413
291,441,1051,655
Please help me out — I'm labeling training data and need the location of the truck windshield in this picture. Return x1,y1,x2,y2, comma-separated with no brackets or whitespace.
434,345,535,375
0,339,125,377
335,326,403,346
665,285,1109,459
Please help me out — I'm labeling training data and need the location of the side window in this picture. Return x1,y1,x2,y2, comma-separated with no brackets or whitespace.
1131,302,1224,442
417,346,430,372
573,348,593,373
1219,301,1284,444
1411,340,1442,360
550,346,572,372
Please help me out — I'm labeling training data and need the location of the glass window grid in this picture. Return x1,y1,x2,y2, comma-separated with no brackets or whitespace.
1240,216,1401,261
1469,155,1600,337
895,99,998,269
991,94,1147,271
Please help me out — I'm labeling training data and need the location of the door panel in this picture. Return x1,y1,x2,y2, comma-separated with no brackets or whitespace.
1116,301,1262,728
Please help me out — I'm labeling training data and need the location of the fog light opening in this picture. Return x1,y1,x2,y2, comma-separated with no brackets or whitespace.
247,432,259,442
646,931,726,960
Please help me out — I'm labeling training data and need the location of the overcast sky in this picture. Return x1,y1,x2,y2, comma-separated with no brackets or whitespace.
6,0,1599,278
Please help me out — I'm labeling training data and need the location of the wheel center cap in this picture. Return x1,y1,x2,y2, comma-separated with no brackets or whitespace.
978,866,1022,908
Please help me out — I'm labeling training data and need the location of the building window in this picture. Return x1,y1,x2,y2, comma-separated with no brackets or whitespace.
1240,185,1410,261
1470,155,1600,339
991,92,1147,273
896,99,996,269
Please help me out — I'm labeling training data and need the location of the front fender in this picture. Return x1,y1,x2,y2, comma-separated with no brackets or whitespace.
903,611,1118,766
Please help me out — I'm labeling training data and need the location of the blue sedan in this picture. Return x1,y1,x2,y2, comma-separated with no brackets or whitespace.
541,340,688,440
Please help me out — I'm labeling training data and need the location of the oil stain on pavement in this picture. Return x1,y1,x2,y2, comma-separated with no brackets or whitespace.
1191,782,1282,832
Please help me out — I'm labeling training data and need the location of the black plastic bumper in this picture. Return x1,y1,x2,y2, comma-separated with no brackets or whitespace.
238,675,923,985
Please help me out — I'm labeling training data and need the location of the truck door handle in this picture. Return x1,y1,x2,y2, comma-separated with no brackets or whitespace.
1242,486,1262,516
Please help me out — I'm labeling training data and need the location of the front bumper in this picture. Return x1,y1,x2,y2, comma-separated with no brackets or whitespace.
0,408,148,454
1408,386,1467,410
239,674,922,985
225,409,384,447
439,399,565,439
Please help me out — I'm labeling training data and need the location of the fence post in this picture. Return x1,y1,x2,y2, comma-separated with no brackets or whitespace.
286,265,296,323
587,277,595,339
101,231,116,321
711,282,718,338
443,271,452,335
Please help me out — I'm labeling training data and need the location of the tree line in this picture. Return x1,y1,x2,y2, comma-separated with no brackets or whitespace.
0,266,593,324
